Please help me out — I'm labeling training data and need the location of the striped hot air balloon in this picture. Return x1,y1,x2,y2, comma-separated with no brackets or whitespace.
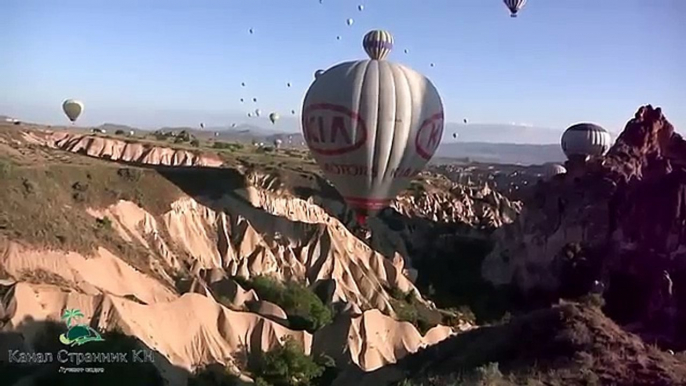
561,123,612,163
503,0,527,17
363,29,394,60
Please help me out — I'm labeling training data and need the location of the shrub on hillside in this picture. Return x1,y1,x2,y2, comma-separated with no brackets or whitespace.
249,336,335,386
233,276,332,332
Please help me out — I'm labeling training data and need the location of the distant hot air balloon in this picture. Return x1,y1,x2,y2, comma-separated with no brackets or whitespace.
301,32,444,225
291,110,296,115
358,5,364,11
253,97,258,103
503,0,526,17
248,112,253,117
249,28,254,34
62,99,84,123
561,123,611,163
241,82,246,87
542,163,567,180
403,49,409,54
273,138,283,149
240,98,245,103
231,123,237,128
269,112,280,124
463,118,468,124
336,36,341,40
430,63,435,67
452,133,458,139
287,82,291,87
254,109,261,117
314,69,325,79
346,18,354,26
363,29,394,60
200,123,205,129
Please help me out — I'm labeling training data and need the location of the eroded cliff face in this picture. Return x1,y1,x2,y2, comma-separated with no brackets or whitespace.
21,131,224,167
0,125,522,384
482,105,686,348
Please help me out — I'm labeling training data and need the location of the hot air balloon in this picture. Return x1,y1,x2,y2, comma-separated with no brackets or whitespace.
561,123,611,163
363,29,394,60
463,118,468,124
403,49,409,54
248,112,253,117
249,28,254,34
200,123,205,129
314,69,325,79
302,32,444,226
241,82,246,87
231,123,237,128
291,110,296,115
253,97,258,103
273,138,283,149
346,18,354,26
430,63,435,67
287,82,291,87
254,109,261,117
452,133,458,139
240,98,245,103
358,5,364,11
542,163,567,180
503,0,526,17
336,36,341,40
269,112,280,124
62,99,84,123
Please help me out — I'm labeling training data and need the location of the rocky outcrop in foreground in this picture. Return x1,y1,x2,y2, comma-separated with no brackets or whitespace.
482,105,686,349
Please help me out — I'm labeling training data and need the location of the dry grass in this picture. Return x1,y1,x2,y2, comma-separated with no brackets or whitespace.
391,302,686,386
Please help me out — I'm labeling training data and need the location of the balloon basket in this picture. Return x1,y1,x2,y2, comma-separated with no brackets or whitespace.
355,213,368,227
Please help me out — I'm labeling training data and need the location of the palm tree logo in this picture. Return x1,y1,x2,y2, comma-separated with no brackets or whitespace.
59,308,104,347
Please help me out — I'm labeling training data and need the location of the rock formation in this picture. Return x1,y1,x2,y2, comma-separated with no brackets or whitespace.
482,105,686,349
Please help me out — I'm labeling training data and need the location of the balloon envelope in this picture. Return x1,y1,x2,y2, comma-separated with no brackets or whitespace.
561,123,611,162
503,0,526,17
301,60,444,221
269,112,280,124
542,163,567,179
363,29,394,60
346,18,354,26
62,99,84,122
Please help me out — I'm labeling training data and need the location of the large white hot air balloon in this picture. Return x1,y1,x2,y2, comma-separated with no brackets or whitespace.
269,112,280,124
62,99,84,123
542,163,567,180
561,123,612,163
301,30,444,225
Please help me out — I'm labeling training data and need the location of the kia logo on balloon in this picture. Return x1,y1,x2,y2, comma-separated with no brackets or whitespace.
302,103,368,156
415,112,444,160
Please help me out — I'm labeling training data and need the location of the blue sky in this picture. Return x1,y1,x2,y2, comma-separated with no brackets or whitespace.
1,0,684,140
